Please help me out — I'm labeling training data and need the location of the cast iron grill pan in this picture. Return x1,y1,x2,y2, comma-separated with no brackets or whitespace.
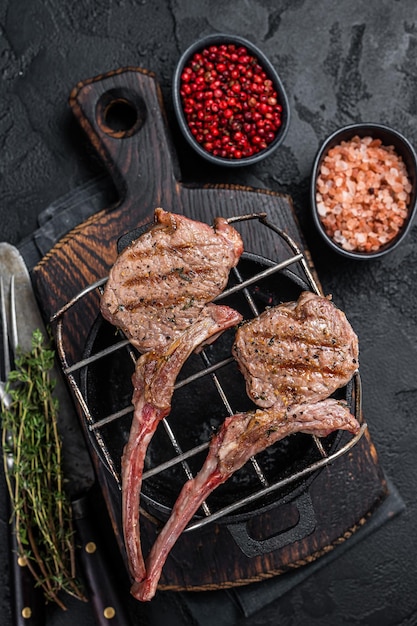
53,214,365,540
80,251,358,524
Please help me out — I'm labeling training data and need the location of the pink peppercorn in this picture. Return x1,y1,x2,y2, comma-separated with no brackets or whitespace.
179,42,284,160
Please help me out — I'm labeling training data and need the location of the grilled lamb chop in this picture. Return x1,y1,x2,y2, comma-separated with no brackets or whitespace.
232,291,359,409
100,207,244,354
100,209,244,586
123,304,242,583
134,397,360,601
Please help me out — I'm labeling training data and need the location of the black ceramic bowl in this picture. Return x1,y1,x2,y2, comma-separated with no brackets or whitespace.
173,33,290,167
310,123,417,260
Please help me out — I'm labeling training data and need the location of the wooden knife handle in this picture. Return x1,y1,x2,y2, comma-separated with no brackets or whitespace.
72,495,133,626
8,511,45,626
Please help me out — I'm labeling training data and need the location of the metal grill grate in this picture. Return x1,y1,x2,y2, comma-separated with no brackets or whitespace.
52,213,367,532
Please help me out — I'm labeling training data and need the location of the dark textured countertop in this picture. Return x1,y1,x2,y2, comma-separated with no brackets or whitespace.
1,1,417,625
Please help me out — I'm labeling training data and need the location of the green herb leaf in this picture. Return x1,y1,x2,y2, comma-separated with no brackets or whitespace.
2,329,86,608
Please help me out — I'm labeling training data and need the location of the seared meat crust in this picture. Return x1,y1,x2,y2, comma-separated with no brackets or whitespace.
100,208,243,353
232,291,359,408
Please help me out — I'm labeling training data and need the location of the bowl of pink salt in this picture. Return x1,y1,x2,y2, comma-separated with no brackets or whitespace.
310,123,417,259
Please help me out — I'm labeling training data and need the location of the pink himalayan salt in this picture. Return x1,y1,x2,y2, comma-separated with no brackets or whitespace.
316,135,412,253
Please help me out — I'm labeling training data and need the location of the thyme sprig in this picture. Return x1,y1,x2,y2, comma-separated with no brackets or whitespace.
2,329,86,609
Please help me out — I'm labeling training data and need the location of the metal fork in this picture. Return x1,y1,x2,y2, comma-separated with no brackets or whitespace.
0,274,45,626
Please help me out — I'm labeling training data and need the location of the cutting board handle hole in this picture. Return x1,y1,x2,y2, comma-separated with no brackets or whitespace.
96,88,147,138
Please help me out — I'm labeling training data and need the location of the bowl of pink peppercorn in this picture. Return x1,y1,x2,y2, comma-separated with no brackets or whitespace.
311,123,417,260
173,33,290,166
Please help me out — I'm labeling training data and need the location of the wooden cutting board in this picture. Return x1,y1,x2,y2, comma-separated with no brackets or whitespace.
31,67,387,591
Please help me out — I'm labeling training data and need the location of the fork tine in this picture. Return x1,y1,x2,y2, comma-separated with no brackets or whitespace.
9,276,18,357
1,275,19,380
0,276,10,378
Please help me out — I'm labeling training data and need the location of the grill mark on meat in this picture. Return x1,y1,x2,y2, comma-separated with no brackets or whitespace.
235,343,356,373
123,240,231,260
123,301,199,317
133,397,360,602
242,328,353,348
121,267,219,307
123,263,213,285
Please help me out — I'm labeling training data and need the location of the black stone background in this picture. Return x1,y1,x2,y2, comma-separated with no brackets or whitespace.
1,1,417,625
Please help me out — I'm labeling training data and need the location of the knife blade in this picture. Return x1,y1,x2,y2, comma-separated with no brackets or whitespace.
0,243,133,626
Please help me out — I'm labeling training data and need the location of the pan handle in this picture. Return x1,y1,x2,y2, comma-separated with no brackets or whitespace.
227,492,316,557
